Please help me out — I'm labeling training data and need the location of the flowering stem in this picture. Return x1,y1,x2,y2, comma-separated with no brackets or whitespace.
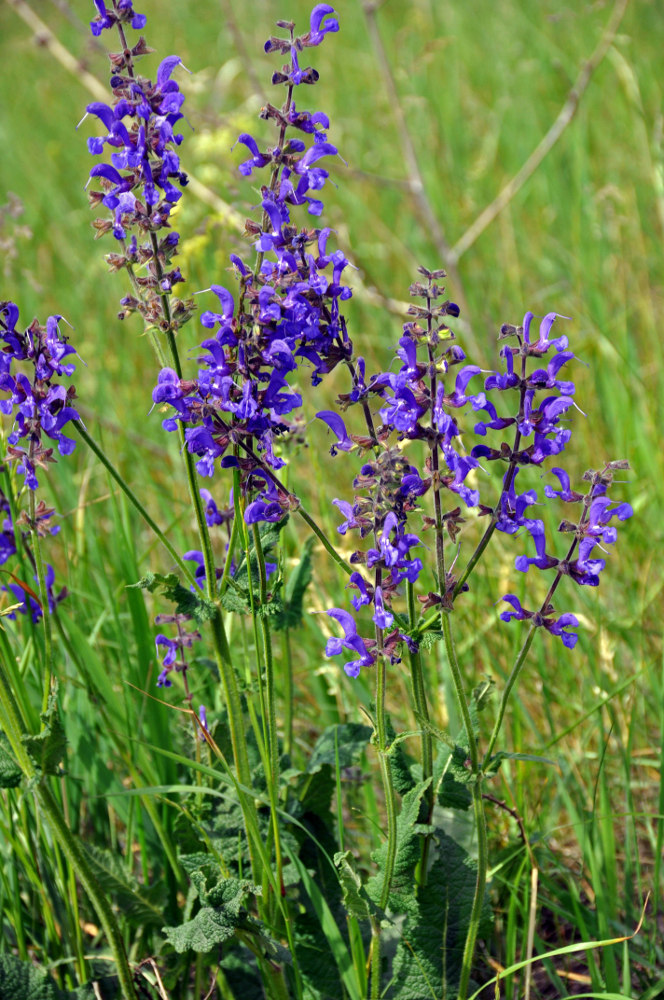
72,420,198,589
148,245,261,878
483,527,581,769
27,468,53,716
454,355,527,599
457,779,488,1000
296,505,351,577
370,916,382,1000
440,611,485,1000
407,579,433,885
482,621,537,769
0,654,139,1000
252,522,284,896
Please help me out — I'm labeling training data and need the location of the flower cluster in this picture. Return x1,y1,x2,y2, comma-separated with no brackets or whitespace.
152,5,352,524
322,270,479,675
499,461,633,647
0,302,79,491
81,3,194,327
322,283,633,674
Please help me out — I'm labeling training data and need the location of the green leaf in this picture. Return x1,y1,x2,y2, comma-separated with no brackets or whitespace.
418,630,444,650
0,735,22,788
471,675,494,712
0,954,60,1000
129,572,216,625
82,844,165,928
21,694,67,775
334,851,371,921
273,536,314,631
306,723,372,775
387,718,417,796
0,956,118,1000
436,745,473,811
163,876,258,954
300,723,371,818
389,828,493,999
220,585,251,615
367,779,432,913
163,905,241,953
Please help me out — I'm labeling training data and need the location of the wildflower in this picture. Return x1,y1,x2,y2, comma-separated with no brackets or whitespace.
0,304,79,490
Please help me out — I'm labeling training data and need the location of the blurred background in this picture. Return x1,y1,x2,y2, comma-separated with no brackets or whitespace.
1,0,663,993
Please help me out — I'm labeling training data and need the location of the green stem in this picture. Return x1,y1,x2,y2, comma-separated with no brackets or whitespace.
282,628,293,760
457,780,488,1000
440,613,485,1000
370,917,381,1000
407,580,433,885
441,614,478,771
0,656,138,1000
375,649,397,911
483,622,538,768
28,486,53,716
252,523,284,895
295,505,352,577
72,420,197,589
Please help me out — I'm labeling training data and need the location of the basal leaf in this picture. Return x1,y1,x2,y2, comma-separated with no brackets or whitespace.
163,905,240,954
0,954,60,1000
82,844,164,928
388,827,492,999
0,735,22,788
163,875,259,953
21,694,67,776
367,779,432,914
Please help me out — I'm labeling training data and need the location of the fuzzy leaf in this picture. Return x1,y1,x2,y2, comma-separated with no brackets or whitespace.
366,779,432,913
0,735,22,788
163,876,258,953
0,954,60,1000
22,695,66,775
82,844,164,928
220,585,251,615
306,723,371,775
417,630,444,650
300,723,371,818
130,572,216,624
334,851,371,920
436,745,473,811
163,905,241,953
388,828,493,999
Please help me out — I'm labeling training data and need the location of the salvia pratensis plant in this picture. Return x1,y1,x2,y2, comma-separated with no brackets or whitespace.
0,2,634,999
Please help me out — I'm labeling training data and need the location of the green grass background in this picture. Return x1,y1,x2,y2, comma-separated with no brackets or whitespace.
0,0,662,996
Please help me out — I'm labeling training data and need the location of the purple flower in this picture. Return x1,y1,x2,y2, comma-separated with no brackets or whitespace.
316,411,353,454
499,595,579,648
307,4,340,45
325,608,375,678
